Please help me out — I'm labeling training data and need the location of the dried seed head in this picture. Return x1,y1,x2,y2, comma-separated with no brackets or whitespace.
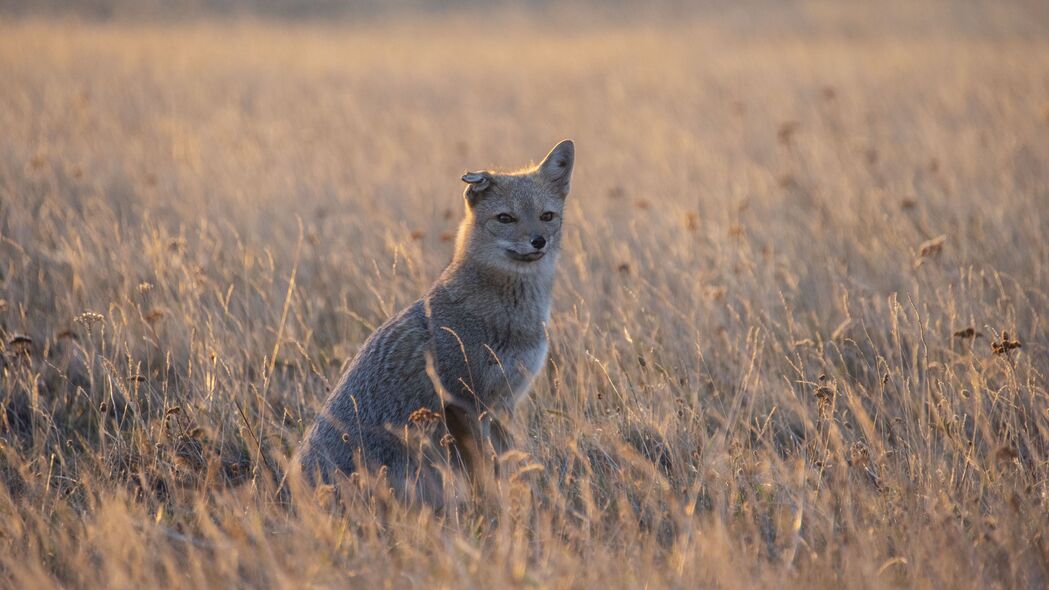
409,407,441,426
685,212,699,231
167,238,185,253
848,442,870,469
992,333,1022,355
75,312,105,327
953,327,982,339
815,386,835,402
778,121,799,145
914,235,947,268
815,383,836,420
314,484,335,502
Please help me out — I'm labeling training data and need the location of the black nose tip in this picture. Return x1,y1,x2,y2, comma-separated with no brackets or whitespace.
531,236,547,250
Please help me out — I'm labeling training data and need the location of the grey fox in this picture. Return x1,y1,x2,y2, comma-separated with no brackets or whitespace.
296,140,575,506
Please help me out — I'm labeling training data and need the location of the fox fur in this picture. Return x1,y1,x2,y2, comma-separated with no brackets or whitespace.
296,140,575,506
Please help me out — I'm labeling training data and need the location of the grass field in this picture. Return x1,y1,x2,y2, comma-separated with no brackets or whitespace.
1,3,1048,587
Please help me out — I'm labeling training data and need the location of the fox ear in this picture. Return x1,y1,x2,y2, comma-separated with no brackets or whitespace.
462,171,493,206
538,139,574,198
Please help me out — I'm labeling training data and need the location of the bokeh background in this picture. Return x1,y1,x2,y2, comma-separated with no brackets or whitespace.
1,1,1048,587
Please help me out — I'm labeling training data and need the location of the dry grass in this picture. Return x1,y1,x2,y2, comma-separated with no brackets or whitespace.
1,3,1048,588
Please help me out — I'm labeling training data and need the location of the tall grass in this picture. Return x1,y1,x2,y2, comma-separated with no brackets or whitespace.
1,6,1047,587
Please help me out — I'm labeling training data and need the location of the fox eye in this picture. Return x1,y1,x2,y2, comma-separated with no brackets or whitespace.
540,212,555,222
496,213,516,224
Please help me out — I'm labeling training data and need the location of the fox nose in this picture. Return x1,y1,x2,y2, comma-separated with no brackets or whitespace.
530,236,547,250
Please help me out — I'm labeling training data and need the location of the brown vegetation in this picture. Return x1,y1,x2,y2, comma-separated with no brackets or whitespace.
1,4,1048,587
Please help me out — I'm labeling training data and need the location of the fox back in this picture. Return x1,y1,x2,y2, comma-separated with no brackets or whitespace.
296,140,575,506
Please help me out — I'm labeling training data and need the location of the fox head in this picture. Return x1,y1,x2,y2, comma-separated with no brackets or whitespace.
454,140,574,275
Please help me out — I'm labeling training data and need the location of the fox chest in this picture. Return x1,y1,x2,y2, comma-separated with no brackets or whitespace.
482,336,548,409
433,317,548,412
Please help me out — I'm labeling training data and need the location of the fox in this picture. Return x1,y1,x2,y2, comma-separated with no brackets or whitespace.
295,140,575,506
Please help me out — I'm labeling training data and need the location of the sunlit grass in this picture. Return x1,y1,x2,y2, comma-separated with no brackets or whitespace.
1,6,1047,587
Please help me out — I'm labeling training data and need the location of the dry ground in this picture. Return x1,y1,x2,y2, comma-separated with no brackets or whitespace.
1,3,1048,588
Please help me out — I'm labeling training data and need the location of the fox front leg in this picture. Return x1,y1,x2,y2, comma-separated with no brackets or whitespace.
485,415,515,456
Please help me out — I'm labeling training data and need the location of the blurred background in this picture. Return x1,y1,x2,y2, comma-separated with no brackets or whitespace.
2,0,1048,37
